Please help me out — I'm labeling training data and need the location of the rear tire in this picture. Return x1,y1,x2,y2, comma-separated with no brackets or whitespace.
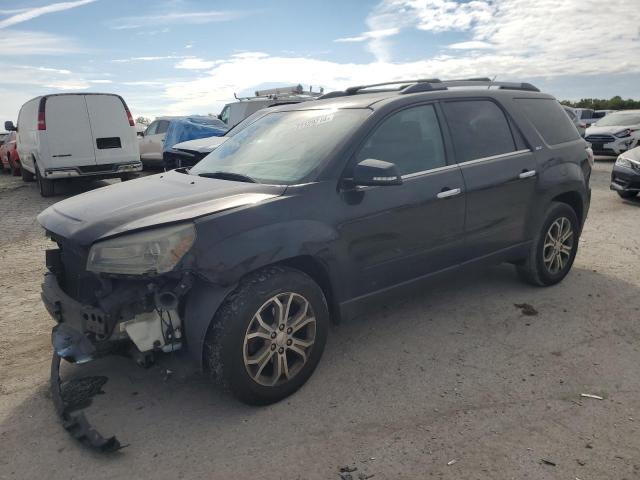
516,202,580,286
21,164,34,182
617,191,638,199
120,174,136,182
35,162,55,197
204,266,329,405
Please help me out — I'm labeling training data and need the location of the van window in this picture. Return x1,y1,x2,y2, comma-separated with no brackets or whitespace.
356,104,446,176
442,100,516,163
219,106,230,124
515,98,580,145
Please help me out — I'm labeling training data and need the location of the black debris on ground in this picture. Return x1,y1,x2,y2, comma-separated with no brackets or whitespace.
514,303,539,316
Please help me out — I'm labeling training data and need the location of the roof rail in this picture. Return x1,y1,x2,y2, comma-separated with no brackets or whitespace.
319,77,539,99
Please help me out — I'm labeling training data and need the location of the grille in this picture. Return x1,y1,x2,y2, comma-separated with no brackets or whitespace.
55,238,101,304
586,134,615,143
78,164,117,174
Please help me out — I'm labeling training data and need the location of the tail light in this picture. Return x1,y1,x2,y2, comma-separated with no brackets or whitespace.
118,96,135,126
37,97,47,130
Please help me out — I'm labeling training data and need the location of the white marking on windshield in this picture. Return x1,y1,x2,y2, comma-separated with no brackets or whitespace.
294,113,335,130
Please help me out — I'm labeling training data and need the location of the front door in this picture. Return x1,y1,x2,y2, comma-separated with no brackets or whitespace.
338,103,467,298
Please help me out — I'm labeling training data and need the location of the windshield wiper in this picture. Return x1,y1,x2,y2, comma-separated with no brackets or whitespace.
197,171,258,183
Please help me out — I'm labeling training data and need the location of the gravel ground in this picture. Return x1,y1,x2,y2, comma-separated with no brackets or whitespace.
0,162,639,480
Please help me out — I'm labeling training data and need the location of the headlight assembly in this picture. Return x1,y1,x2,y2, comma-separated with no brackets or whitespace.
616,156,640,172
87,223,196,275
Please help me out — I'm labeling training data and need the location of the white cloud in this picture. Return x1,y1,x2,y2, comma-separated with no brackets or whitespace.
109,10,246,30
447,40,495,50
175,58,216,70
335,28,400,43
89,79,113,84
0,30,84,55
112,55,189,63
0,0,96,29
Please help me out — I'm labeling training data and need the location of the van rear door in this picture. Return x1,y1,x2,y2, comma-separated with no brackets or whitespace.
46,95,95,168
84,94,138,166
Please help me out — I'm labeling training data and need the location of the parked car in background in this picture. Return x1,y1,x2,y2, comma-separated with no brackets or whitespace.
219,84,322,128
7,92,142,197
563,106,585,137
593,109,615,121
0,132,8,145
167,109,273,168
39,78,591,410
572,108,597,128
138,116,173,168
0,130,20,175
162,116,227,169
585,110,640,156
611,145,640,199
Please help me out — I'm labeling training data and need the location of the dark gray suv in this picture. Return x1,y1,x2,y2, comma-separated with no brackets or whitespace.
39,79,592,419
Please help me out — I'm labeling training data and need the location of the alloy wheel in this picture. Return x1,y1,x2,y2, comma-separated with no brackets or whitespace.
543,216,574,274
243,292,316,387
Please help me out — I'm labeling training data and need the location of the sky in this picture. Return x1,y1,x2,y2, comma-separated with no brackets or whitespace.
0,0,638,122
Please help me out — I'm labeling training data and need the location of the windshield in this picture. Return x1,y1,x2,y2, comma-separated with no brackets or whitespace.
224,109,268,137
190,109,369,184
595,111,640,127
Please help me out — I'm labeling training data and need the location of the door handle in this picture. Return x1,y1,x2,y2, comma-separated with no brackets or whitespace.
437,187,461,199
518,169,536,179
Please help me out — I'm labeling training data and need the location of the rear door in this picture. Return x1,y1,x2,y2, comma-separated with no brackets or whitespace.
340,103,466,296
46,95,95,167
441,99,537,260
85,94,138,165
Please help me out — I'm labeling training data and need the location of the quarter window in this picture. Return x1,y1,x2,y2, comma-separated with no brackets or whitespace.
355,104,446,176
516,98,581,145
156,120,170,134
442,100,517,163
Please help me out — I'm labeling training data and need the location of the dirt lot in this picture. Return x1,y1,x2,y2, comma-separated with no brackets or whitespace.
0,161,639,480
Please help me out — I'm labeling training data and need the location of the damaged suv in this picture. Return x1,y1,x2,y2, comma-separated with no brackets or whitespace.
39,78,592,412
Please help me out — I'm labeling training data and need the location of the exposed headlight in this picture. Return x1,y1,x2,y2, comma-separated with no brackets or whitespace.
614,128,634,138
616,156,640,172
87,223,196,275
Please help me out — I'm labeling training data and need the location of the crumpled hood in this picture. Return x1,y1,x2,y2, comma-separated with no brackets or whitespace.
38,170,285,245
172,135,228,153
586,124,640,136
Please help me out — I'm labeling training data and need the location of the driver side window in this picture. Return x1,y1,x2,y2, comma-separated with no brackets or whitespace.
355,104,447,176
145,121,158,136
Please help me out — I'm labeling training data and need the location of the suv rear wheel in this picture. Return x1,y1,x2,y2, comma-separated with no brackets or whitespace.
517,201,579,286
617,191,638,199
204,266,329,405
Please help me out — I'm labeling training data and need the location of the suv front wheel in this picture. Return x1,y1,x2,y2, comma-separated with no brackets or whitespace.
204,266,329,405
517,201,580,286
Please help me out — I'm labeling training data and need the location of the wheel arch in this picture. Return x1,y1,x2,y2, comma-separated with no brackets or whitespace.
551,190,584,227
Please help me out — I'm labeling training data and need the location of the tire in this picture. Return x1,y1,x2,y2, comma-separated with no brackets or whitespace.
35,162,55,197
204,266,329,405
21,164,34,182
120,173,136,182
617,191,638,199
8,156,19,176
516,201,580,286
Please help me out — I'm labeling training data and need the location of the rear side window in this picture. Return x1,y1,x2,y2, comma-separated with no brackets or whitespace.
145,121,158,136
356,104,446,176
580,110,593,119
442,100,516,163
516,98,580,145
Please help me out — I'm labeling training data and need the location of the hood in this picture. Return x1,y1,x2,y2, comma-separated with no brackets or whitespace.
172,135,228,153
586,124,640,136
38,170,285,245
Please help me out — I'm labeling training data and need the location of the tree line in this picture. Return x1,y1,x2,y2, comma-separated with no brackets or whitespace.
560,96,640,110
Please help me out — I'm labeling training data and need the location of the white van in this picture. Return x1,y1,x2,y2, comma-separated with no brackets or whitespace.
6,93,142,197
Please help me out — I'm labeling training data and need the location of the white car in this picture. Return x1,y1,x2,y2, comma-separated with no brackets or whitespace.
7,93,141,197
585,110,640,156
138,116,174,168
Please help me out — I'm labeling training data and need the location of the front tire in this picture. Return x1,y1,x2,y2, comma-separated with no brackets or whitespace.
516,202,580,286
21,164,34,182
204,266,329,405
35,162,55,197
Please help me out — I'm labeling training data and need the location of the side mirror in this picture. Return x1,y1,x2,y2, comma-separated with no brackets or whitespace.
352,159,402,187
4,121,16,131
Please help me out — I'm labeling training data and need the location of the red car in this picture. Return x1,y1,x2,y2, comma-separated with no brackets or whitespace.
0,131,20,176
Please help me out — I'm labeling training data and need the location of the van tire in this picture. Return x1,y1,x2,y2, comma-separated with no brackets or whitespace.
35,163,55,197
204,266,329,405
21,164,34,182
516,202,579,286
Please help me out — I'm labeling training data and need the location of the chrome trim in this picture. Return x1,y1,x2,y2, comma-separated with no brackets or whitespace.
436,188,462,199
401,163,459,180
457,149,532,167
